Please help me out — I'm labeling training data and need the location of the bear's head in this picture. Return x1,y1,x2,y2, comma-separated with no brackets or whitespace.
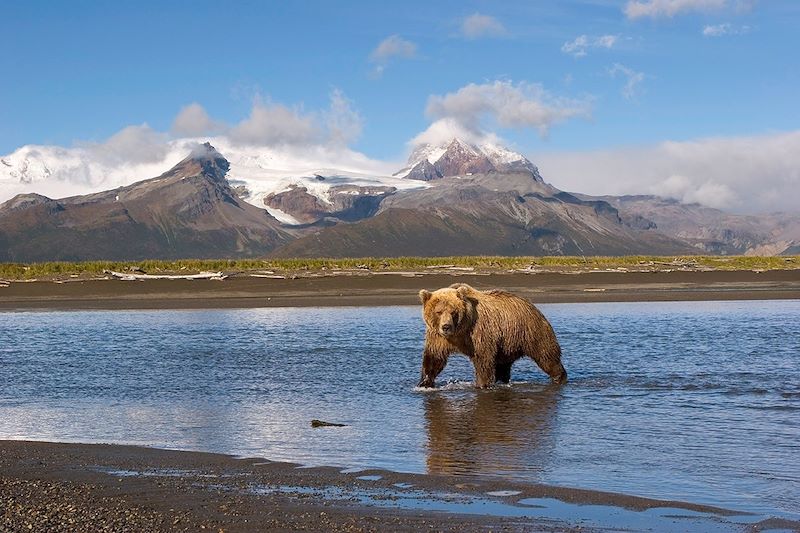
419,284,478,338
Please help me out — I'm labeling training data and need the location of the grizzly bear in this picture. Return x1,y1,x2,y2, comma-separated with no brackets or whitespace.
418,283,566,388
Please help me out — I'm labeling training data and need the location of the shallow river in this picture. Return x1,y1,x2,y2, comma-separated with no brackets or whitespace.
1,300,798,518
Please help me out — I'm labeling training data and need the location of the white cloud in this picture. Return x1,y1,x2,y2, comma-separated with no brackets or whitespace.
609,63,645,99
702,22,750,36
171,103,223,136
323,89,363,146
369,35,416,62
423,80,591,139
225,89,363,147
85,124,169,165
534,130,800,214
461,13,507,39
228,100,318,146
368,35,417,78
561,34,618,58
625,0,727,19
410,117,499,148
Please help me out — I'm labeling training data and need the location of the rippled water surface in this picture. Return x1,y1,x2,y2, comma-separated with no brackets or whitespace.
1,301,798,518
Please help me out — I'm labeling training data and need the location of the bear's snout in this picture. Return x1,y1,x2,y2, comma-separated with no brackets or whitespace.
438,313,458,336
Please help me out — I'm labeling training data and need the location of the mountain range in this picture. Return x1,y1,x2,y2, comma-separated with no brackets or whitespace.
0,139,797,261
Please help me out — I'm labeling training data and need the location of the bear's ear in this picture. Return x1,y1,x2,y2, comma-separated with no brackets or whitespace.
456,285,478,303
419,289,433,305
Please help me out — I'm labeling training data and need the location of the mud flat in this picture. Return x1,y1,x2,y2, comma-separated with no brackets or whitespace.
3,440,794,532
1,269,799,310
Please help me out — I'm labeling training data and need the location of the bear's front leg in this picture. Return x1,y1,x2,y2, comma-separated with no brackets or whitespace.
419,350,447,388
418,331,452,388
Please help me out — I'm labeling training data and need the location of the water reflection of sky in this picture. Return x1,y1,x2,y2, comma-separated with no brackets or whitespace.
1,301,799,518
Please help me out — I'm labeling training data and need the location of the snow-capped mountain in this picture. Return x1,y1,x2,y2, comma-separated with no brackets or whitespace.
0,137,424,226
394,138,543,181
2,138,797,260
0,143,293,261
0,136,543,227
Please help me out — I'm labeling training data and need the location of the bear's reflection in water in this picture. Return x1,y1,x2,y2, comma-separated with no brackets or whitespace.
424,385,561,477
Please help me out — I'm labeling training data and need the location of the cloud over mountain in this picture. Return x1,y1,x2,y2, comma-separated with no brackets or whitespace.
229,101,319,146
83,124,170,165
418,81,591,145
536,130,800,214
172,103,223,137
173,90,364,148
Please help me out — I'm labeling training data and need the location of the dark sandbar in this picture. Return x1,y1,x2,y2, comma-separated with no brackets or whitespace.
1,269,799,310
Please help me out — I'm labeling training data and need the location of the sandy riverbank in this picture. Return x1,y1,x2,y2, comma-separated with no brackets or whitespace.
1,269,799,310
3,440,795,532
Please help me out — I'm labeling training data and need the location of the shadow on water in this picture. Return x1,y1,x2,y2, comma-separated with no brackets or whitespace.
424,384,562,478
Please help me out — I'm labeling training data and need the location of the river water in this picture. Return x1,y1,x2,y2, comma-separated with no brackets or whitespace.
1,300,798,518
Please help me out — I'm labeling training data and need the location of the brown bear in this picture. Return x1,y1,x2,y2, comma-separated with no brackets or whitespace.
418,283,567,388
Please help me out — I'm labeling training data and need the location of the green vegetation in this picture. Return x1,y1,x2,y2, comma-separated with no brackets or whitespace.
0,255,797,281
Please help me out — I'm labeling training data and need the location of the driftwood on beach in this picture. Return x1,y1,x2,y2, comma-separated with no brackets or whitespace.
103,270,226,281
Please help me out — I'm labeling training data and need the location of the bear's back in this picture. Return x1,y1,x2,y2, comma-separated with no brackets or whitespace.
473,288,555,344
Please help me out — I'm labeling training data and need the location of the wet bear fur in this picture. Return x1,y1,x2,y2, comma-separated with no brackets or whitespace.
418,283,567,388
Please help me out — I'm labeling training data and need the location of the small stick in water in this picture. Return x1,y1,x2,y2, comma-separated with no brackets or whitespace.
311,419,347,428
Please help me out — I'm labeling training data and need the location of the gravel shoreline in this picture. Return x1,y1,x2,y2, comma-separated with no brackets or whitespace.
3,440,797,532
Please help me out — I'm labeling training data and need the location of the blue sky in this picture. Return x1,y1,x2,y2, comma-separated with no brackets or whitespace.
2,1,799,213
2,0,797,157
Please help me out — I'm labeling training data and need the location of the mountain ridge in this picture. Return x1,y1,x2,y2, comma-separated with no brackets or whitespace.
1,140,797,260
0,143,292,261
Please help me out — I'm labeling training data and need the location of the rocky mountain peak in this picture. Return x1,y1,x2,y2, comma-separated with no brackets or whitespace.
396,137,542,182
167,142,229,183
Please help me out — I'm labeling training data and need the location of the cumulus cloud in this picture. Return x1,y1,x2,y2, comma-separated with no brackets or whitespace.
409,117,499,147
171,103,223,136
561,34,618,58
84,124,169,165
369,35,417,77
460,13,507,39
226,89,363,147
534,130,800,214
423,81,591,140
702,22,750,36
370,35,417,62
609,63,645,99
625,0,728,19
323,89,363,146
228,100,318,146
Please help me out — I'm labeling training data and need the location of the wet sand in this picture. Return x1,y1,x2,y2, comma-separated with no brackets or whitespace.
1,269,799,310
4,440,794,532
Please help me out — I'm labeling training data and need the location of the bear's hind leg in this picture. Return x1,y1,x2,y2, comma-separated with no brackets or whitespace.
473,357,497,389
534,356,567,384
495,362,512,384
